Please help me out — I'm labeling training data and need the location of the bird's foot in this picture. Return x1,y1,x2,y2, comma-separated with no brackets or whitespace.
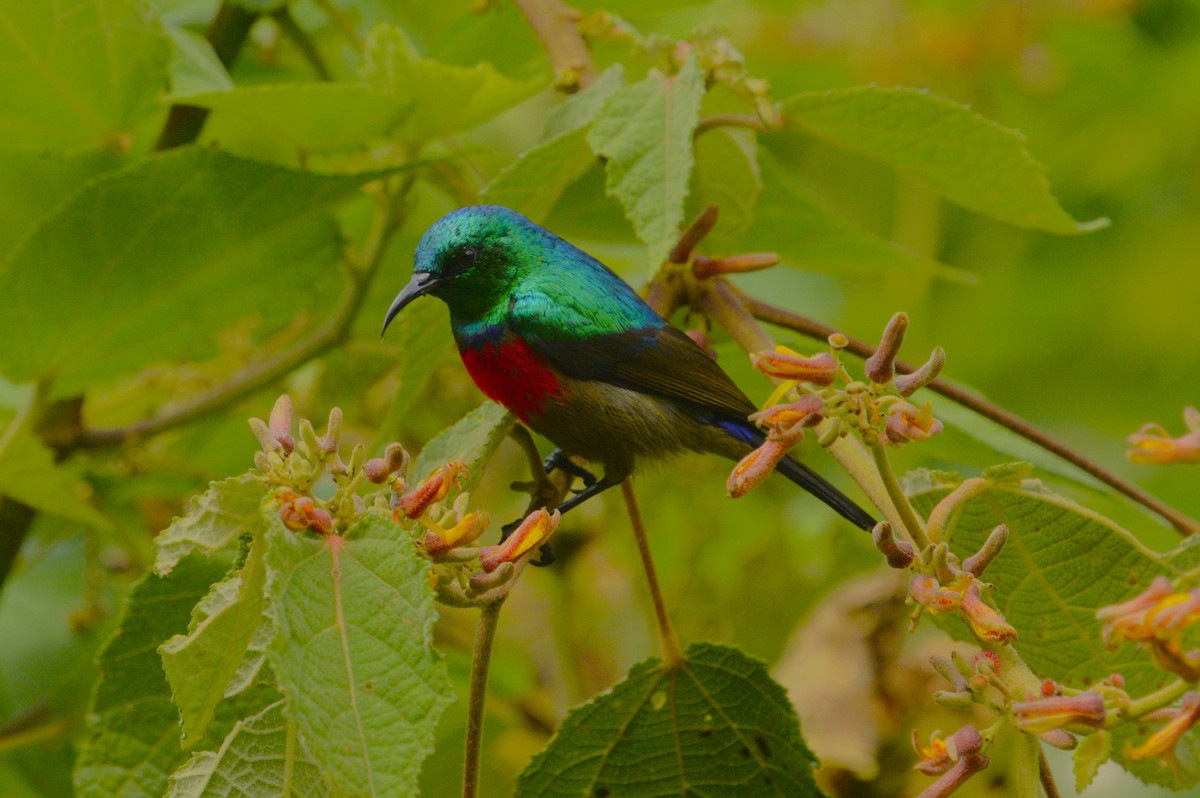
543,449,597,487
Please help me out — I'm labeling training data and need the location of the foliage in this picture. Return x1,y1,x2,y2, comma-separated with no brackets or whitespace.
1,1,1199,797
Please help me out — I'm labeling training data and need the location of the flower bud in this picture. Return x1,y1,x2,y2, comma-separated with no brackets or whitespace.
424,510,490,556
865,312,907,384
469,561,515,593
961,580,1017,643
963,525,1009,577
1012,691,1105,734
321,407,343,453
399,460,468,519
692,252,780,279
727,440,789,498
268,395,295,453
873,522,915,569
248,417,282,452
896,347,946,396
885,401,944,444
669,205,718,264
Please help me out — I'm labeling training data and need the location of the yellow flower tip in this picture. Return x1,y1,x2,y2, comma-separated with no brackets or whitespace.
885,401,944,444
424,510,490,556
479,509,561,572
1012,691,1106,734
1127,692,1200,762
1097,577,1197,645
1125,414,1200,465
751,350,837,384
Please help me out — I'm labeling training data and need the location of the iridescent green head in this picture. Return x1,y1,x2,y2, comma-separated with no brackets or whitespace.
381,205,540,332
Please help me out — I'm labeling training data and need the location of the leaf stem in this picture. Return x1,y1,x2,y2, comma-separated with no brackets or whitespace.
512,0,597,90
463,599,504,798
621,479,682,666
870,441,931,551
733,287,1200,536
273,7,333,81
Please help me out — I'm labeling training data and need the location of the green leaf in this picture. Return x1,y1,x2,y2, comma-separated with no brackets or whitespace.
1073,729,1110,793
74,555,230,798
160,525,269,748
482,67,626,222
481,128,596,223
687,128,762,253
264,513,454,797
587,57,704,265
749,148,969,281
0,418,109,528
0,0,171,152
174,84,408,153
516,642,824,797
781,86,1106,234
167,701,334,798
908,472,1187,696
411,401,515,493
362,23,546,139
0,150,120,262
164,25,233,95
0,147,381,396
155,473,268,575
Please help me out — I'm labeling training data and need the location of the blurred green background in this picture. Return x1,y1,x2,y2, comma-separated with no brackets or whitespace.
2,0,1200,795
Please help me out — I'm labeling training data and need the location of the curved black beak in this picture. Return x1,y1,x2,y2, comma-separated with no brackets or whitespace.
381,272,439,337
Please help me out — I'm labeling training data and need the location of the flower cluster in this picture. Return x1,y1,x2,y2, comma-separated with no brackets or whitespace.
727,312,946,499
249,395,558,607
1097,576,1200,680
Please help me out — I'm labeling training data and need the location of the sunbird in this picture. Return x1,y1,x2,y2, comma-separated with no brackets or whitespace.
382,205,875,532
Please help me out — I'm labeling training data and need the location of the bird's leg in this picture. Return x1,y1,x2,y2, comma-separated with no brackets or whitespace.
543,448,597,487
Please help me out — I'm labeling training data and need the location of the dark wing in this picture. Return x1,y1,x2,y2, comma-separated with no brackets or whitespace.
525,322,758,420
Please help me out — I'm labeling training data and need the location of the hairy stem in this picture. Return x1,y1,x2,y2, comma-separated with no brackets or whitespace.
870,441,931,551
621,480,682,666
512,0,596,90
156,1,258,150
1112,678,1191,726
1038,746,1061,798
735,288,1200,536
463,600,504,798
76,182,410,448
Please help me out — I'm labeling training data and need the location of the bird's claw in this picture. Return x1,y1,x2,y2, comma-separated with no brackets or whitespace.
530,542,556,567
543,449,597,487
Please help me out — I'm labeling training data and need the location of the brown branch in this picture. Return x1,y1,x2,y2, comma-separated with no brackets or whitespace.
512,0,596,91
156,1,259,150
621,479,682,666
734,287,1200,536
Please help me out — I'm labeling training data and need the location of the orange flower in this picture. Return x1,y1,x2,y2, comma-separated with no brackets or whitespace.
1012,692,1106,734
961,580,1017,643
749,395,824,443
1126,407,1200,465
423,510,490,556
751,348,837,384
398,460,468,519
885,401,943,444
726,440,790,498
478,509,560,572
1127,692,1200,766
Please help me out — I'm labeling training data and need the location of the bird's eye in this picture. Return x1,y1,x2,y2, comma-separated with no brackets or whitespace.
451,246,478,271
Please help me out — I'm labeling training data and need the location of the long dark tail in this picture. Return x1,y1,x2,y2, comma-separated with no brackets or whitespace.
773,453,876,531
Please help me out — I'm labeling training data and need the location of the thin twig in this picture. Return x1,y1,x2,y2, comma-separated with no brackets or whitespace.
735,288,1200,536
512,0,596,90
75,182,411,448
1038,744,1061,798
273,7,333,81
463,600,504,798
621,480,683,666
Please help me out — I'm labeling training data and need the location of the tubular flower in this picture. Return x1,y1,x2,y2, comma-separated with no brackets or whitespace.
1097,577,1177,645
909,573,970,613
749,395,824,443
910,574,1016,643
275,489,334,535
479,509,560,572
424,510,490,557
727,440,790,498
1012,691,1106,734
884,400,943,444
913,731,952,776
1127,692,1200,766
398,460,468,519
751,347,838,385
960,580,1017,643
1126,407,1200,465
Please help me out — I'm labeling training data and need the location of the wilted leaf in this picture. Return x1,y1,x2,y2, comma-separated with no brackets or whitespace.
516,643,824,797
0,147,384,396
782,86,1106,233
0,0,171,152
411,402,515,494
74,556,230,798
155,473,267,575
264,513,454,797
588,57,704,266
167,701,333,798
